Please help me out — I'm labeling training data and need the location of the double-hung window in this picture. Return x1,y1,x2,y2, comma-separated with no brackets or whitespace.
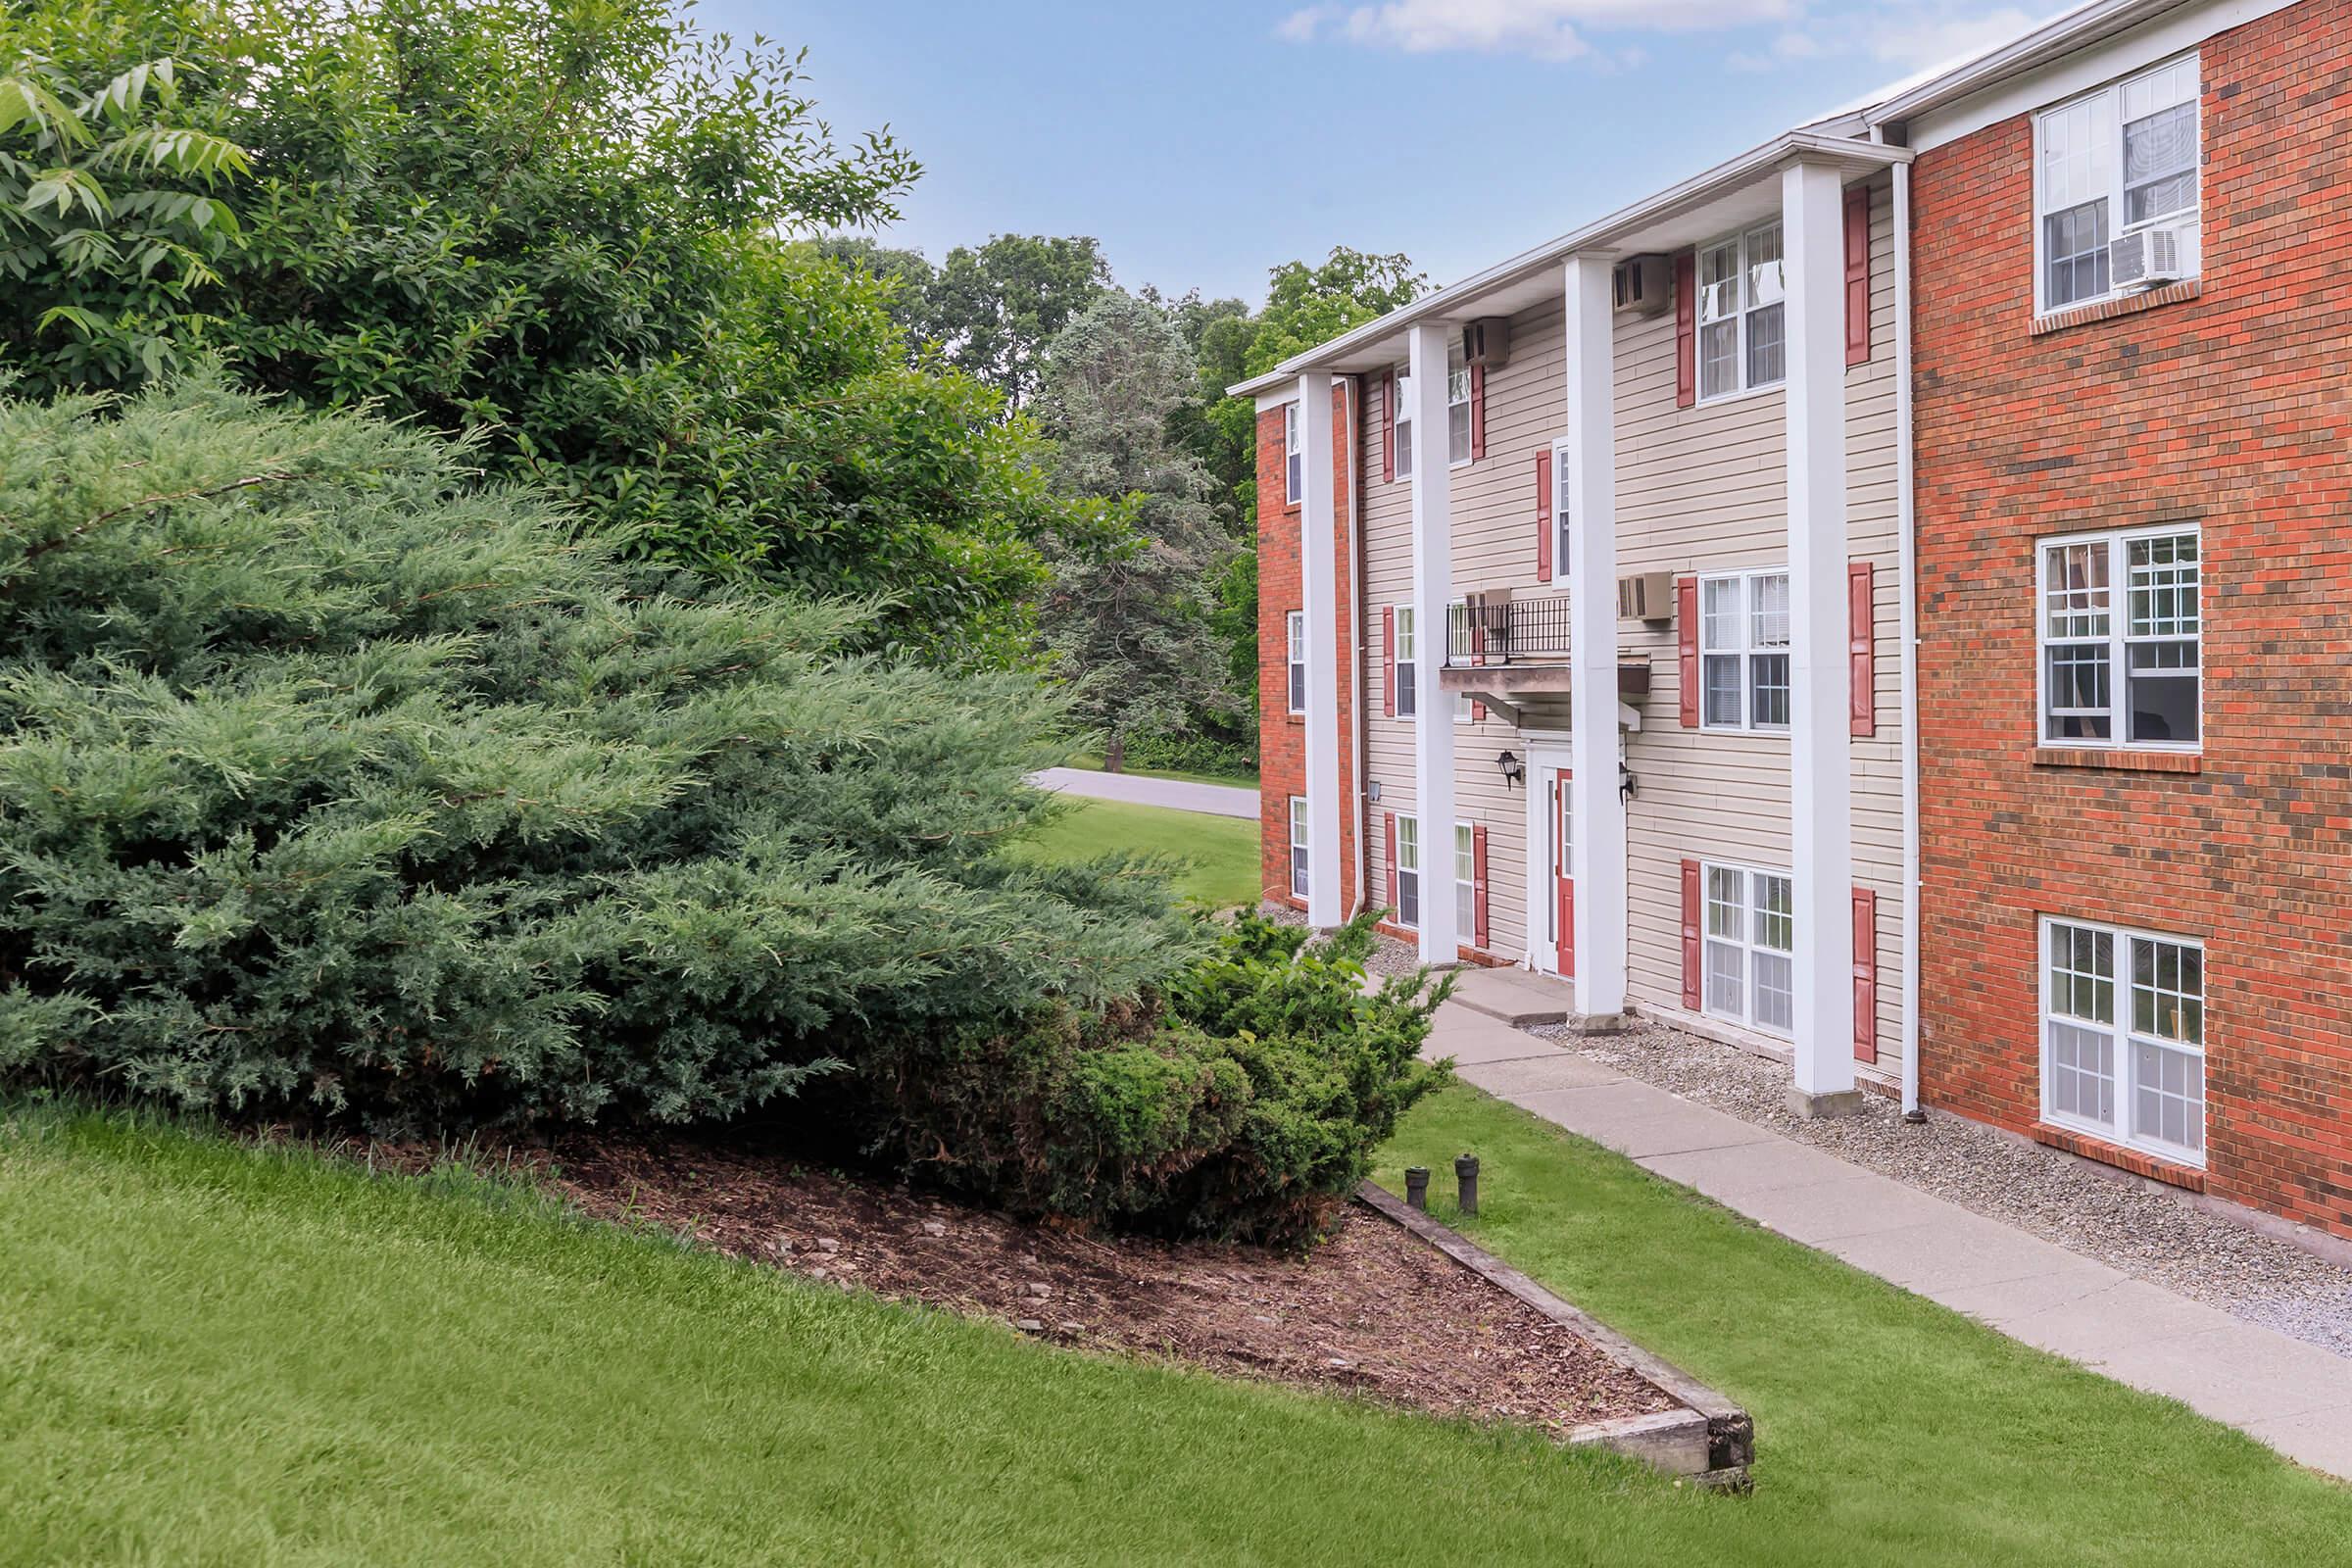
1696,221,1786,401
1446,347,1472,466
1283,402,1302,504
2035,54,2201,313
2042,917,2205,1163
1698,569,1791,732
1395,816,1422,928
1447,601,1473,723
1393,605,1418,720
1286,610,1307,716
2038,525,2199,747
1701,861,1794,1036
1288,797,1309,899
1454,821,1475,937
1394,371,1415,480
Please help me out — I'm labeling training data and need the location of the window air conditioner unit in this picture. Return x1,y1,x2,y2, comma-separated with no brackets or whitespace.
1461,318,1511,369
1612,255,1672,318
2109,223,2193,289
1616,571,1674,624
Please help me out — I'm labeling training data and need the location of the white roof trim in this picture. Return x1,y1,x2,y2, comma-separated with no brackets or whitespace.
1227,130,1907,399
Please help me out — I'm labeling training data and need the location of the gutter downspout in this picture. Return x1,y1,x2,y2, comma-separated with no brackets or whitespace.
1345,375,1369,919
1892,154,1925,1122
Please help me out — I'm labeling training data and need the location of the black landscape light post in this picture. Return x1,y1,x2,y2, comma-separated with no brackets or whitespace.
1454,1154,1480,1216
1404,1166,1431,1210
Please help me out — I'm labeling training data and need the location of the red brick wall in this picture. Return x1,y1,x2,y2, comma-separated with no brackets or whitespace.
1911,2,2352,1235
1255,388,1359,916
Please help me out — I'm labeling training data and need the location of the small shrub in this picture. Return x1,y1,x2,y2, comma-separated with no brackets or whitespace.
858,911,1453,1246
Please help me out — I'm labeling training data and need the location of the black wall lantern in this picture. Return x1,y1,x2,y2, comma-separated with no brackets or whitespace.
1495,751,1525,788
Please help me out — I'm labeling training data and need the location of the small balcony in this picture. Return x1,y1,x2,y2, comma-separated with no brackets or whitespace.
1438,590,1652,725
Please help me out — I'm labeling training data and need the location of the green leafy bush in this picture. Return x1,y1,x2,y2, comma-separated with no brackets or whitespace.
0,377,1193,1131
859,911,1453,1245
3,0,1095,668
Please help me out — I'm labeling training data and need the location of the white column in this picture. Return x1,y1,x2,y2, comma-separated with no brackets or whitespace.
1406,322,1457,962
1561,256,1626,1022
1783,159,1857,1109
1297,372,1343,929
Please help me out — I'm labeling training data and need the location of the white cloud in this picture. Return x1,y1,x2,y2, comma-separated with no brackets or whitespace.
1276,0,1798,61
1277,0,2045,75
1864,6,2039,69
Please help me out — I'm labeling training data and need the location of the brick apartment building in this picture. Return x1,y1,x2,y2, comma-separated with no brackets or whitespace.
1242,0,2352,1244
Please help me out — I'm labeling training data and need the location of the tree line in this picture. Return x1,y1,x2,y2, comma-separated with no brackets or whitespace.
1,0,1420,770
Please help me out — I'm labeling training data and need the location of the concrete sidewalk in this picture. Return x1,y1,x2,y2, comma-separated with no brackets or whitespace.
1027,766,1256,820
1425,998,2352,1481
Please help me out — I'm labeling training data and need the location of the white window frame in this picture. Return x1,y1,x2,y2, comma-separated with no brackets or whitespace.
1446,345,1472,467
1288,796,1309,899
1285,609,1306,716
2033,52,2202,318
1551,438,1573,583
1694,220,1786,403
1393,603,1418,722
2034,523,2200,751
1454,819,1475,939
1393,369,1414,481
2039,915,2207,1167
1396,815,1422,929
1696,568,1792,735
1698,859,1795,1038
1283,402,1302,505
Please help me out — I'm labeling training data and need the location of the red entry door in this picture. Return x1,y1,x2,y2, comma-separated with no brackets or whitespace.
1551,772,1577,978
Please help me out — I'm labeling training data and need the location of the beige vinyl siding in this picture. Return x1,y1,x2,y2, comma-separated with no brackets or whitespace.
1615,172,1906,1083
1343,172,1906,1072
1443,297,1571,960
1359,374,1415,922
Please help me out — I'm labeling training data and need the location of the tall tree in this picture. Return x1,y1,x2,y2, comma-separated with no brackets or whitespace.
1036,292,1228,771
2,0,1089,669
925,234,1111,413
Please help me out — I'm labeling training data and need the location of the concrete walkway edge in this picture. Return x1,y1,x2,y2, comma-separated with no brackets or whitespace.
1420,993,2352,1482
1027,766,1257,820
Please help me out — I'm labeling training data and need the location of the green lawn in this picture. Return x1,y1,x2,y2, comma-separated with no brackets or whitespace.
1015,795,1260,907
1373,1086,2352,1565
3,1094,2345,1566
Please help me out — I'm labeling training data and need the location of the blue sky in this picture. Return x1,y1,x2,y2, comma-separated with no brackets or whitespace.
725,1,2045,305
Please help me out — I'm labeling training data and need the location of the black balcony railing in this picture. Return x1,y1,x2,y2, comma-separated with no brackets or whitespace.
1450,593,1569,666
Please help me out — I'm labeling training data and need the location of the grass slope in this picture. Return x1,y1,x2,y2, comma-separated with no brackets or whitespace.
1374,1086,2352,1566
1014,796,1260,907
3,1094,2344,1565
1068,754,1259,789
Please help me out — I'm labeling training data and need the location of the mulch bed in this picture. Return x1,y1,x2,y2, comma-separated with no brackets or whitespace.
547,1136,1678,1438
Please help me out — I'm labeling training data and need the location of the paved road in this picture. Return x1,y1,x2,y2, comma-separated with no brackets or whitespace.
1428,969,2352,1481
1028,766,1257,820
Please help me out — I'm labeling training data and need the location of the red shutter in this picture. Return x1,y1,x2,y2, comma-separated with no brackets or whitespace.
1472,825,1490,950
1844,185,1872,368
1382,607,1396,718
1677,576,1700,729
1674,253,1697,409
1385,811,1399,920
1381,370,1396,484
1468,361,1487,462
1848,560,1875,737
1852,886,1879,1063
1534,449,1554,583
1680,859,1703,1009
